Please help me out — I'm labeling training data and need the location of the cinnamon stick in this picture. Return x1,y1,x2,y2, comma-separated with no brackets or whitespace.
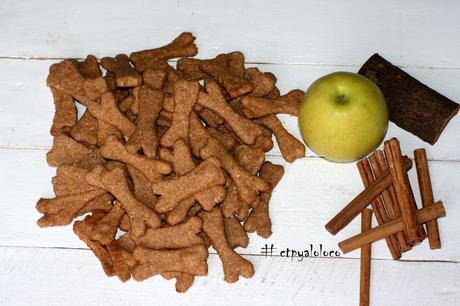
357,159,401,259
369,151,411,252
384,138,426,245
338,201,446,254
325,156,412,235
360,208,372,306
414,148,441,249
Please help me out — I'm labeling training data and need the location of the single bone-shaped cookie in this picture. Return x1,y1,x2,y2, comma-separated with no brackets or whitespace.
89,201,126,245
36,189,106,227
132,244,208,281
160,80,199,147
100,54,142,87
153,157,226,213
240,89,305,118
244,162,284,238
107,240,138,282
245,67,276,97
136,216,204,249
52,164,100,196
88,92,136,140
199,208,254,283
130,32,198,72
224,215,249,249
70,109,98,146
101,135,172,184
200,137,270,204
126,86,163,158
50,87,77,136
46,135,103,169
255,115,305,163
200,53,253,98
101,167,162,238
78,55,101,79
197,81,262,145
74,211,115,277
47,59,108,105
232,145,265,175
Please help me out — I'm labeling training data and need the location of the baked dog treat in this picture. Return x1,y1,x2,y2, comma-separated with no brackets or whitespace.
50,88,77,136
37,32,304,292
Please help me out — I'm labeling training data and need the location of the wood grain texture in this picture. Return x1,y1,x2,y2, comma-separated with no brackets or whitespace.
0,60,459,160
0,1,459,304
1,247,459,306
2,149,458,261
1,0,460,69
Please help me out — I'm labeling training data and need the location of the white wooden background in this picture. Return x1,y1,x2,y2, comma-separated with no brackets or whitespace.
1,1,459,305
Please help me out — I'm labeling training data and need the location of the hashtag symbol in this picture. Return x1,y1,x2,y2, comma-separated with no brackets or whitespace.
260,244,276,257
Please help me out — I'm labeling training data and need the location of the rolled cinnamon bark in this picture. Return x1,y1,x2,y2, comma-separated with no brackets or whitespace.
384,139,426,245
369,150,411,252
414,148,442,249
357,159,401,260
360,208,372,306
359,53,459,145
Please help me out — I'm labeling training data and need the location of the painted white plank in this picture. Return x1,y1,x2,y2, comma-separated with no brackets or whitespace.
1,149,458,261
0,247,459,306
1,1,460,69
0,59,459,160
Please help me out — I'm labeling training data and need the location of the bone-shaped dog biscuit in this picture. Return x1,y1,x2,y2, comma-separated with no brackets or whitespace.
240,89,305,119
197,81,262,145
46,135,103,169
50,87,77,136
136,216,203,249
200,137,270,204
199,208,254,283
36,189,106,227
101,135,172,183
132,245,208,281
101,167,161,238
160,80,199,147
100,54,142,87
244,161,284,238
130,32,198,72
153,157,226,213
89,201,126,245
126,86,163,158
255,115,305,163
88,92,136,140
200,54,253,98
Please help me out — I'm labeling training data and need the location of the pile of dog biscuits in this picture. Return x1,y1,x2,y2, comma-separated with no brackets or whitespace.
36,32,305,292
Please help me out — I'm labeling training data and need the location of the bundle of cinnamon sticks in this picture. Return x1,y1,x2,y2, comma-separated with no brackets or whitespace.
325,138,446,306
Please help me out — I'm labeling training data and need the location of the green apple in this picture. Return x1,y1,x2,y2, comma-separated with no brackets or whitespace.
298,72,388,162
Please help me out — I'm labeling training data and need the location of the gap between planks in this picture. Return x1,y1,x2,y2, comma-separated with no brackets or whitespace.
1,56,460,71
1,245,457,264
1,146,459,163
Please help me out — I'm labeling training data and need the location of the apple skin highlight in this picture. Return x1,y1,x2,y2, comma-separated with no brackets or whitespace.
298,72,389,163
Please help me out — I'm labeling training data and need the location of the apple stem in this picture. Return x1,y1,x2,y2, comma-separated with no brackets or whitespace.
336,95,346,104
